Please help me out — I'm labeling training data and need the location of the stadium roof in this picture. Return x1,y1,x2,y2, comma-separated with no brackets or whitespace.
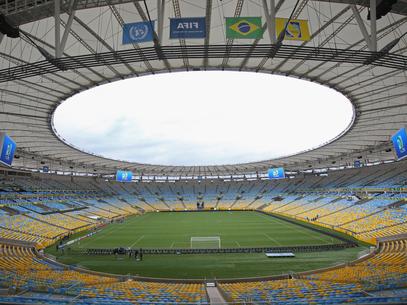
0,0,406,177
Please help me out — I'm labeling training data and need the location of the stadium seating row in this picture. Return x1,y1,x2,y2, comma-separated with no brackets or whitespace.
219,238,407,304
1,238,404,304
0,162,406,305
0,243,208,304
0,244,117,292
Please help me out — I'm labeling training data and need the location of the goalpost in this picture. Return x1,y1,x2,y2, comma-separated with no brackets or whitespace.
190,236,221,249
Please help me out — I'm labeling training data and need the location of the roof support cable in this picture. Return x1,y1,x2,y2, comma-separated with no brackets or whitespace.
268,0,302,59
19,30,68,71
363,32,407,65
171,0,189,69
143,0,165,61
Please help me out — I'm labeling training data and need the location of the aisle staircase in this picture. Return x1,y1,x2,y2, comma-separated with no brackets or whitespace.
206,285,227,305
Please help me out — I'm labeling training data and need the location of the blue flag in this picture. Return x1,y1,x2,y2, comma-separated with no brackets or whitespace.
391,127,407,160
170,17,206,39
123,21,154,44
116,170,133,182
268,167,285,179
0,133,16,167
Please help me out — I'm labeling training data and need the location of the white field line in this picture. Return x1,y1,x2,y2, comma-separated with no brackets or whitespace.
170,241,175,248
263,233,282,246
129,235,145,248
235,241,242,247
78,222,123,248
79,214,149,248
257,213,330,244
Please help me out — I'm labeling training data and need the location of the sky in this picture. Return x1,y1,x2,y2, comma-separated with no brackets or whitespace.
53,71,354,166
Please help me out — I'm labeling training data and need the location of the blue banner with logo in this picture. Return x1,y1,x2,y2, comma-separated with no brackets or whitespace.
268,167,285,179
43,166,49,173
123,21,154,44
0,133,16,167
170,17,206,39
354,160,362,168
116,170,133,182
391,127,407,160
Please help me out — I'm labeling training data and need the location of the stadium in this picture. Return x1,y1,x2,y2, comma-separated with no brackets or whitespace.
0,0,407,304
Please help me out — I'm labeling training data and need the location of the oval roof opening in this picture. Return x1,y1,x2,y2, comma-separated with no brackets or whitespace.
53,71,354,166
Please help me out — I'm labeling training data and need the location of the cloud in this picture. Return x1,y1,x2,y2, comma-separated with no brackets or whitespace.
53,71,353,166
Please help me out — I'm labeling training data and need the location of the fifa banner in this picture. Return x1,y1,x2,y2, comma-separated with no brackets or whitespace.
268,167,285,179
116,170,133,182
275,18,310,41
391,127,407,160
122,21,154,44
0,132,16,167
226,17,263,39
170,17,206,39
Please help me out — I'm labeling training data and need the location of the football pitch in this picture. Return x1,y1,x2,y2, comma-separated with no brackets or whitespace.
75,211,341,249
48,211,366,279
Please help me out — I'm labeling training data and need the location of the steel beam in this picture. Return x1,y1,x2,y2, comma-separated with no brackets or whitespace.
73,15,135,76
370,0,377,51
58,0,78,58
203,0,213,67
133,1,171,71
262,0,276,43
157,0,165,43
172,0,189,69
351,5,372,51
54,0,61,58
221,0,244,68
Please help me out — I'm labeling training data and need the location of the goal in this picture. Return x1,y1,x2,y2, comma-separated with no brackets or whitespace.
190,236,221,249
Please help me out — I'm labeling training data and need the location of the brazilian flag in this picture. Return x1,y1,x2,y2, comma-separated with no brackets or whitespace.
226,17,263,39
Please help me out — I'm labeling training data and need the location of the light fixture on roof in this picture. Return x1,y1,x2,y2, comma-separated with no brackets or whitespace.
0,14,19,38
367,0,398,20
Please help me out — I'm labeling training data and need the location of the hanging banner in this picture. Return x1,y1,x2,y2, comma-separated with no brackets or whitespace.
123,21,155,44
0,133,16,167
268,167,286,179
226,17,263,39
275,18,310,41
170,17,206,39
391,127,407,160
116,170,133,182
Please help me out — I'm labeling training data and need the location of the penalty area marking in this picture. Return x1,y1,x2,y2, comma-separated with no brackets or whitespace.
257,213,331,244
129,235,145,248
79,214,150,248
263,233,282,246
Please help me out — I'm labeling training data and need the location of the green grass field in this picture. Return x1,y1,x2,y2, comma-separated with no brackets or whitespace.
47,211,366,279
72,211,342,249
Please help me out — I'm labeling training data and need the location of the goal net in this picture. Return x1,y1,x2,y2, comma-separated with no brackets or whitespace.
190,236,221,249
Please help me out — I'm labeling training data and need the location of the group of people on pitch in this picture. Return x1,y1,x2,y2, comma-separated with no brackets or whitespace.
128,248,143,261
